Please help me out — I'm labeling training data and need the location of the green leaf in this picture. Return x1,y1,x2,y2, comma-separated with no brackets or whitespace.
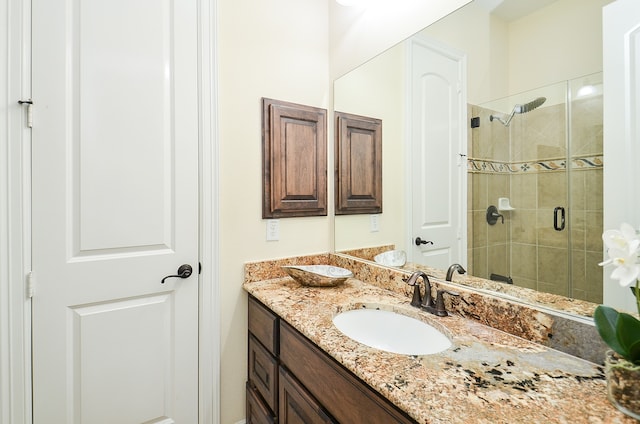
617,312,640,363
594,306,628,357
626,340,640,364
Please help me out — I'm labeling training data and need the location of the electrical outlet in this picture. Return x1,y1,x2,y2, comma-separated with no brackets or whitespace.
370,214,379,232
266,219,280,241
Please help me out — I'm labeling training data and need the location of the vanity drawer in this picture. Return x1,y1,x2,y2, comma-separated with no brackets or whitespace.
248,334,278,412
280,321,416,424
246,382,276,424
249,296,279,355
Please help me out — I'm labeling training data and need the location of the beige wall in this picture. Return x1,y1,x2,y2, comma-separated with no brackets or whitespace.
218,0,470,422
507,0,612,95
218,1,331,422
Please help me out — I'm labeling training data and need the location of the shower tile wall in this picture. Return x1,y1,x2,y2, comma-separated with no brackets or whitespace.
467,96,603,303
467,104,511,284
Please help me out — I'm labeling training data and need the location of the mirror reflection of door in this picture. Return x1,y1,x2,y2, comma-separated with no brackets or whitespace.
408,36,467,269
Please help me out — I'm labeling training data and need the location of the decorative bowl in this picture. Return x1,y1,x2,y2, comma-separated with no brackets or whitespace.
281,265,353,287
374,250,407,267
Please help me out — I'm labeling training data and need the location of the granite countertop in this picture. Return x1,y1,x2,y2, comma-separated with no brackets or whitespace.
244,276,634,424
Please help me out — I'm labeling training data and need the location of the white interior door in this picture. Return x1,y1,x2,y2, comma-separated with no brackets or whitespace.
603,0,640,312
408,37,467,270
31,0,200,423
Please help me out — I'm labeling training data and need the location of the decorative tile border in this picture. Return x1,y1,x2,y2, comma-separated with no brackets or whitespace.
468,154,603,174
572,155,604,169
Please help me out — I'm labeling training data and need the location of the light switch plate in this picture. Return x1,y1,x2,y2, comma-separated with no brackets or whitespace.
370,214,379,232
266,219,280,241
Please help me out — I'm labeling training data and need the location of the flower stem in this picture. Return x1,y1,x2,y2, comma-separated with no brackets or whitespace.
636,279,640,317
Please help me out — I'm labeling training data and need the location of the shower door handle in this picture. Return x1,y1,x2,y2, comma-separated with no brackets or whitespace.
554,207,565,231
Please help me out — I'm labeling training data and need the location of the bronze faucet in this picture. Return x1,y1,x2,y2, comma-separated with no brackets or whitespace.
446,263,466,282
404,271,431,308
404,271,459,316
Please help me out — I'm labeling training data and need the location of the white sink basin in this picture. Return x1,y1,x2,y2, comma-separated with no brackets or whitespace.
332,308,451,355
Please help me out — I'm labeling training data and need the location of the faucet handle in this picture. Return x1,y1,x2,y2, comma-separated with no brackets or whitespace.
410,284,422,307
403,276,423,307
433,289,460,317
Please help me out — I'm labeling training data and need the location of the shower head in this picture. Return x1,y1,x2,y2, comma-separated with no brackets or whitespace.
489,97,547,127
515,97,546,113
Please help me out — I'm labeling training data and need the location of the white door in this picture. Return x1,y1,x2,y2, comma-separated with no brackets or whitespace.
603,0,640,312
31,0,200,423
408,37,467,270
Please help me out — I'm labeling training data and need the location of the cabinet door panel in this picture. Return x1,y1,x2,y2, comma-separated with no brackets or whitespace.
248,334,278,411
335,112,382,215
279,367,335,424
262,98,328,218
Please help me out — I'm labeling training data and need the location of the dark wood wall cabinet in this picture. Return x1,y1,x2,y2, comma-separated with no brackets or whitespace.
262,98,328,218
247,295,416,424
335,112,383,215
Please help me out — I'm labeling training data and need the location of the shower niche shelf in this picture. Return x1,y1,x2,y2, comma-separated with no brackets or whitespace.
498,197,515,211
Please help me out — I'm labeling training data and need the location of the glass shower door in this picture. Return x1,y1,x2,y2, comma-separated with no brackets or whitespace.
469,72,603,303
567,72,604,303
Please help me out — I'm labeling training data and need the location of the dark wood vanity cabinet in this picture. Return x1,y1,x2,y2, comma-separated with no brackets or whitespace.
247,296,331,424
247,295,416,424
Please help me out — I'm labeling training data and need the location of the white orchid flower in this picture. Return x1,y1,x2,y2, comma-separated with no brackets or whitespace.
602,222,640,251
606,247,640,287
600,223,640,287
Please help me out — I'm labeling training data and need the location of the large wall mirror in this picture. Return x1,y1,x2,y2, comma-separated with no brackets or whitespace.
334,0,613,315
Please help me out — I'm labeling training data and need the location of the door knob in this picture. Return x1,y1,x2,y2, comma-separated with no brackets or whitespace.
161,264,193,284
415,237,433,246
